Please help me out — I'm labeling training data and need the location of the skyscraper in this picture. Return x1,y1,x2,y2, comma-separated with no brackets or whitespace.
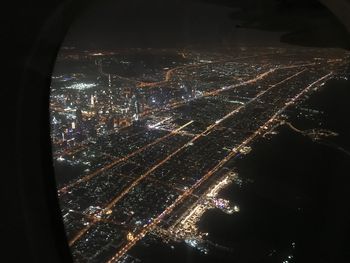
134,101,139,121
90,94,95,107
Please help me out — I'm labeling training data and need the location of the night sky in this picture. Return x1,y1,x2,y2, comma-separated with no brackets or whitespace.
64,0,245,49
62,0,350,50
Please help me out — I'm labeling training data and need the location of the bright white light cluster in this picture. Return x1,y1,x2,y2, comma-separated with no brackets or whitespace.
66,83,96,90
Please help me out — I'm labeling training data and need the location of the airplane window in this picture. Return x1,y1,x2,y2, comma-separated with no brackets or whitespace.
50,0,350,262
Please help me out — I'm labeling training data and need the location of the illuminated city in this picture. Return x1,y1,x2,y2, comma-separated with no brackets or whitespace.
50,46,349,263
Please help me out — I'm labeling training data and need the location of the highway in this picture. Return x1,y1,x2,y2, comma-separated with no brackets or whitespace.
136,53,276,88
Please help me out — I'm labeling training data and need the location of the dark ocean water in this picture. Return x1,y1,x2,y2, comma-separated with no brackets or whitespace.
129,78,350,263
